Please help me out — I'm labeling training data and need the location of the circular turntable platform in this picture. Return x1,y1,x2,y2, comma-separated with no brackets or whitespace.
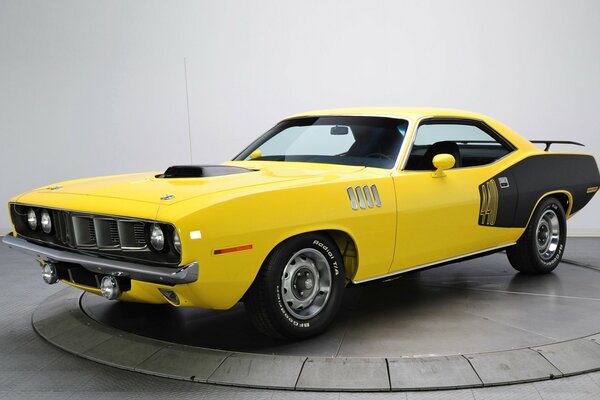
33,251,600,391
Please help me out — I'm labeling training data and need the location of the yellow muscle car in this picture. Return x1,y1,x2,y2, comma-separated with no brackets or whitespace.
4,108,600,339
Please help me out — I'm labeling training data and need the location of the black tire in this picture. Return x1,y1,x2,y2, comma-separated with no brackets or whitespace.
507,197,566,274
244,233,346,339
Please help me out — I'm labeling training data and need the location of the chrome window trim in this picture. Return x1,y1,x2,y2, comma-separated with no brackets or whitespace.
399,116,517,171
400,115,429,171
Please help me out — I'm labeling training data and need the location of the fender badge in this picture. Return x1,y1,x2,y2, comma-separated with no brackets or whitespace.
47,185,63,190
587,186,599,194
498,177,509,189
160,194,175,201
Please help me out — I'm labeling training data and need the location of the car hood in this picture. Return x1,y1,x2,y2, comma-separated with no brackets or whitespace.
23,161,367,206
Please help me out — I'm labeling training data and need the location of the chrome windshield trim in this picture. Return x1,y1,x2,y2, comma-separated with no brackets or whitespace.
241,114,414,172
2,233,198,285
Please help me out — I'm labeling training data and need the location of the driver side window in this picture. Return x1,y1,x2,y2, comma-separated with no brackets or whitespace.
405,121,513,171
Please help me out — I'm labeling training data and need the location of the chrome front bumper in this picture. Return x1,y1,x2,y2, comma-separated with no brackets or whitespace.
2,233,199,285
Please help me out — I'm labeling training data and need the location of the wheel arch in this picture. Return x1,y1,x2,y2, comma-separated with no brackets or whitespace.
320,229,359,282
524,190,573,228
253,228,360,286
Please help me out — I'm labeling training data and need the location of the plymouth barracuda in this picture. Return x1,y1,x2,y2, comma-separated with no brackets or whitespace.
3,108,600,339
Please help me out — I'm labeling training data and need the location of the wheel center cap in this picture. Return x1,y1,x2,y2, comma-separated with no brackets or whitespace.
304,278,314,290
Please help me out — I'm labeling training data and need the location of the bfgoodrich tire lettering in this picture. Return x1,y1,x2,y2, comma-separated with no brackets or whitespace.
245,233,346,339
507,197,566,274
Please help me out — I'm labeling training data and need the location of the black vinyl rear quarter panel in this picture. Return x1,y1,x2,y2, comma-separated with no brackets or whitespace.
480,154,600,228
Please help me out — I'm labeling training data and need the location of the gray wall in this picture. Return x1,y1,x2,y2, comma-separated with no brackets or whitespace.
1,0,599,234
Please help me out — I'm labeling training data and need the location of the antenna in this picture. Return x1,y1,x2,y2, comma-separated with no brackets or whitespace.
184,57,193,164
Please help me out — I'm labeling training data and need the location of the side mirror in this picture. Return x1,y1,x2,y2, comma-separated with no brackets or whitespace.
431,153,455,178
248,149,262,160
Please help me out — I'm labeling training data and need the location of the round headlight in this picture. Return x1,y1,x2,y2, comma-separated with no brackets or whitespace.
27,208,37,230
149,224,165,251
40,210,52,234
173,230,181,254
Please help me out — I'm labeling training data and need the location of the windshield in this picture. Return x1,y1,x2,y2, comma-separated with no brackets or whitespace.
234,116,409,169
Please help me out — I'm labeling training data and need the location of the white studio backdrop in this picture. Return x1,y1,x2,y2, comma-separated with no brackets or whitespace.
1,0,599,234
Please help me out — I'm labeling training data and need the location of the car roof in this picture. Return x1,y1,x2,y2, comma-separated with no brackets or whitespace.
286,107,490,122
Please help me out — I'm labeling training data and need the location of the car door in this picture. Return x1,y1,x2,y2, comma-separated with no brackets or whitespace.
389,118,521,273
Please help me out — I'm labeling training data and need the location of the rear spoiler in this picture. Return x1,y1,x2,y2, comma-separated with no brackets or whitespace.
530,140,585,151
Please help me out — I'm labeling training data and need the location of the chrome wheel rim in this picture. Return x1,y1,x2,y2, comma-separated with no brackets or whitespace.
280,248,332,320
536,209,560,261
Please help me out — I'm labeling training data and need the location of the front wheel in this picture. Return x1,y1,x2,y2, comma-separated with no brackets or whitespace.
244,233,346,339
507,197,566,274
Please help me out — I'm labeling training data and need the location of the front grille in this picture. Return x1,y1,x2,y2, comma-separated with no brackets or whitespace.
133,223,146,247
52,209,70,245
89,219,98,243
10,204,181,266
65,213,148,250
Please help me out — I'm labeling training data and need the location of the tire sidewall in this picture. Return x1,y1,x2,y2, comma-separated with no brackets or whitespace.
265,234,345,338
529,199,566,272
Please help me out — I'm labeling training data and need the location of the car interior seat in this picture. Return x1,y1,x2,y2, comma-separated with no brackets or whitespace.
346,127,402,159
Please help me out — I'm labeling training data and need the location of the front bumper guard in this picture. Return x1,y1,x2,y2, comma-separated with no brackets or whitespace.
2,233,198,286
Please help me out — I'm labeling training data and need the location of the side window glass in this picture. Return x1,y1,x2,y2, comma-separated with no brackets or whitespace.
405,122,512,170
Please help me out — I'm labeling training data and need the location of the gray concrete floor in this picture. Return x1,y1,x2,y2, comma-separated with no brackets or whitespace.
83,251,600,358
2,239,600,399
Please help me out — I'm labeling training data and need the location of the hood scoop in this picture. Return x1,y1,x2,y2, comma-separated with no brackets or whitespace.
158,165,254,179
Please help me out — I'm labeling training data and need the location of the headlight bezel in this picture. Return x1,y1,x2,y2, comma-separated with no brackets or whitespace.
172,229,181,254
147,223,182,255
40,209,52,234
27,208,38,230
149,223,166,252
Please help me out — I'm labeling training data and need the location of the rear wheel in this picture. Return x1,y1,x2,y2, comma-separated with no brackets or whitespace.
507,197,566,274
245,233,346,339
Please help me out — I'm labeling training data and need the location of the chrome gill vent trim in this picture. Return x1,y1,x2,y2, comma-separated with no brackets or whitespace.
370,184,381,207
355,186,366,209
347,187,358,210
362,185,374,208
347,184,382,210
